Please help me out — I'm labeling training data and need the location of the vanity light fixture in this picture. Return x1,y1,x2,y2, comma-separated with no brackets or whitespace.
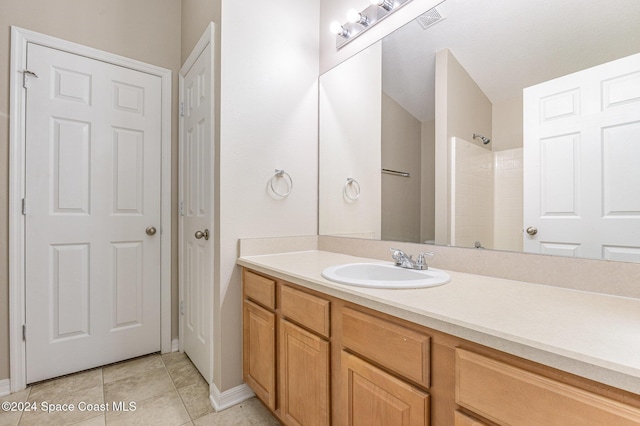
331,0,413,49
346,9,370,26
370,0,394,12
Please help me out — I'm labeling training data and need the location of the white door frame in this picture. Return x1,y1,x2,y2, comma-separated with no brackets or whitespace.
178,22,215,378
8,26,172,392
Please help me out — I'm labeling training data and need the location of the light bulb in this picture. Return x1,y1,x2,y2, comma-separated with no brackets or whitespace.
347,9,361,23
329,21,348,37
370,0,394,11
347,9,369,26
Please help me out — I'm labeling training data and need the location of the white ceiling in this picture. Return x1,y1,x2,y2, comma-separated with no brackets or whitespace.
382,0,640,122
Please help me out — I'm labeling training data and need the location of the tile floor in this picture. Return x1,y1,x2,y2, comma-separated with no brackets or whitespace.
0,353,280,425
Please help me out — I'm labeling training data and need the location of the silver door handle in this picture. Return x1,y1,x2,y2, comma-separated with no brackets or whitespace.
526,226,538,236
146,226,157,236
195,229,209,240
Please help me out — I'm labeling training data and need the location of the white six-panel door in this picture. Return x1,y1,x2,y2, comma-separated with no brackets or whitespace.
523,52,640,261
25,42,162,382
180,35,214,382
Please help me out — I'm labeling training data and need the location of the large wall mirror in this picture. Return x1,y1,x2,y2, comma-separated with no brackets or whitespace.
319,0,640,262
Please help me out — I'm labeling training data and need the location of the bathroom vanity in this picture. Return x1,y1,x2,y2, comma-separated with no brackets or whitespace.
238,248,640,425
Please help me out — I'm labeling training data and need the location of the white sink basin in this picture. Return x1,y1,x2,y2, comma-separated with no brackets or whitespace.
321,262,450,289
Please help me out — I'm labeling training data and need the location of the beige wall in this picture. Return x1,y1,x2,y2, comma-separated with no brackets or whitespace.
442,50,493,150
0,0,181,382
420,120,435,243
493,95,523,151
181,0,221,66
381,93,421,243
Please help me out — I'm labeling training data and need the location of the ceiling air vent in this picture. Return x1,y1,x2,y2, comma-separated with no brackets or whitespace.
416,7,445,30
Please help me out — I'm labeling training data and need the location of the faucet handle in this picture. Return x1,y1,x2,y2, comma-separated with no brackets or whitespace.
390,248,408,265
415,252,434,270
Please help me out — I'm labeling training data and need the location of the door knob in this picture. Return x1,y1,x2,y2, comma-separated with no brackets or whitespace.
146,226,157,236
526,226,538,236
195,229,209,241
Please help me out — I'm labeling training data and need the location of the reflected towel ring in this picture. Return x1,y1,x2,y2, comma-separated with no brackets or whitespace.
344,177,360,201
270,169,293,197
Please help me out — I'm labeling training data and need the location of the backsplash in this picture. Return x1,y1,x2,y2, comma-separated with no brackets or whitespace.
238,235,640,299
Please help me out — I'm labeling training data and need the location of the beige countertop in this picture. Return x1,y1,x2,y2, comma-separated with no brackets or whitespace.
237,249,640,395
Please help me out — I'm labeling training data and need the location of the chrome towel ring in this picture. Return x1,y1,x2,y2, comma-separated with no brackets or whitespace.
344,177,360,201
270,169,293,197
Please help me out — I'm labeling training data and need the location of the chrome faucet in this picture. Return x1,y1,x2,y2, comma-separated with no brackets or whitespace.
390,248,434,270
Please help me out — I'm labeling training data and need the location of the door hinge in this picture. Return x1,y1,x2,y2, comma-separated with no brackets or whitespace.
22,70,38,89
22,325,26,341
179,102,185,117
180,301,184,315
21,198,26,215
179,201,184,217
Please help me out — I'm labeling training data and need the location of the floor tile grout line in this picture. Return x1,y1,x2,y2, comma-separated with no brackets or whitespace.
164,352,198,423
163,352,218,424
100,367,106,426
16,387,31,426
103,354,182,422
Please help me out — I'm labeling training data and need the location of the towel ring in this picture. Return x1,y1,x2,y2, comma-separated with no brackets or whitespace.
270,169,293,197
344,177,360,201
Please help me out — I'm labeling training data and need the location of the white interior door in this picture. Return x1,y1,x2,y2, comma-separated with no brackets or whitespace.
180,37,214,382
523,52,640,261
25,42,162,383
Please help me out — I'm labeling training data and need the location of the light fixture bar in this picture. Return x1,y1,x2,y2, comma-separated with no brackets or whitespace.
333,0,414,50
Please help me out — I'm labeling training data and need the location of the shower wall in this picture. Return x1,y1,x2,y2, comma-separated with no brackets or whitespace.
450,137,494,249
451,139,523,251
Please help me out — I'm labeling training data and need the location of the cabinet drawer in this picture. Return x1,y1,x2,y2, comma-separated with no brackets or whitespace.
243,269,276,309
281,285,330,338
342,308,430,388
455,349,640,426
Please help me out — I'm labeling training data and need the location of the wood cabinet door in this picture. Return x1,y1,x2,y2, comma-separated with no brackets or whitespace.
341,351,429,426
243,300,276,410
279,319,330,426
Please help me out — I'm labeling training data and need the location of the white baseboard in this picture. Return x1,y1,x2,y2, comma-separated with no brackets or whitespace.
209,383,255,412
0,379,11,397
171,338,179,352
